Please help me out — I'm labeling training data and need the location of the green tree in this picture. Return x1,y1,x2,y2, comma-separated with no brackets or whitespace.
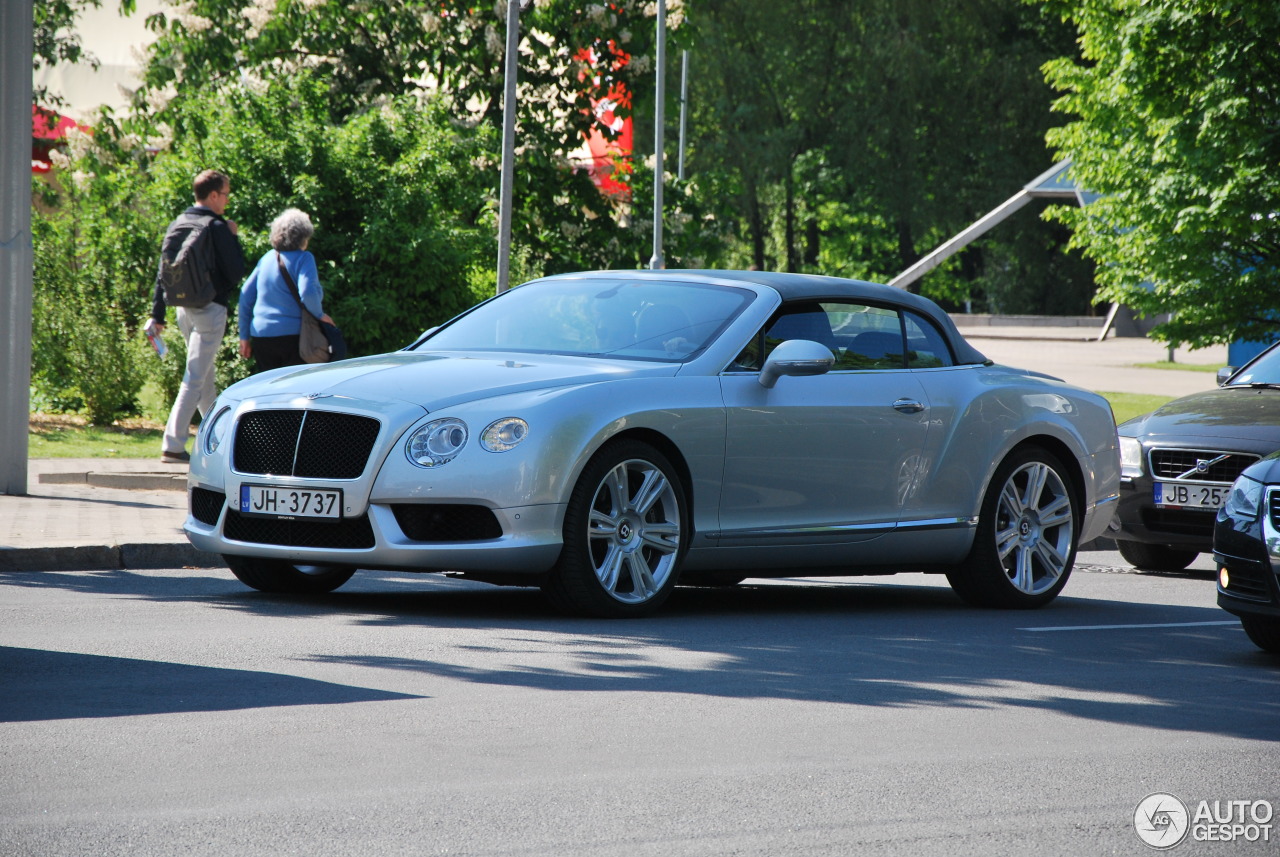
1041,0,1280,346
683,0,1089,310
131,0,691,276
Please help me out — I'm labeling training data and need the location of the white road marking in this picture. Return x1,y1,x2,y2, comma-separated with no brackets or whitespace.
1020,621,1239,632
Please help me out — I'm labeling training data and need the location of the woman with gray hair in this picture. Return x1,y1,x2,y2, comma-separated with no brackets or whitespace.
237,208,335,372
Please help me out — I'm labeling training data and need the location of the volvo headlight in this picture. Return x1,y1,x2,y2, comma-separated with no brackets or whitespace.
1119,436,1144,478
202,406,233,456
480,417,529,453
406,418,468,468
1223,475,1264,522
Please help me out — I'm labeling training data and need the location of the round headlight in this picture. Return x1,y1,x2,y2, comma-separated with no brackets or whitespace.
406,418,468,468
481,417,529,453
203,406,233,456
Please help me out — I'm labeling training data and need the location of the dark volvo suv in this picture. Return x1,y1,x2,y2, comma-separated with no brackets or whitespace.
1112,343,1280,572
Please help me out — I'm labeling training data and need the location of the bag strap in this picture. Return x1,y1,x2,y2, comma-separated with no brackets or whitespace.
276,251,322,322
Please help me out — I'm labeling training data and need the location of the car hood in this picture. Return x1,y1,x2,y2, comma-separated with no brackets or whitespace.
221,350,679,412
1119,386,1280,443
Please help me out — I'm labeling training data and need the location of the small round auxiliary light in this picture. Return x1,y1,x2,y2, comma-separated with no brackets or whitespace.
1219,567,1230,589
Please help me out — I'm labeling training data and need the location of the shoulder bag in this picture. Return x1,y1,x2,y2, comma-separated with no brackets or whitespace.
276,252,346,363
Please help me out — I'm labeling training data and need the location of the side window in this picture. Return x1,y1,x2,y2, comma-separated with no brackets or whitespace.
903,312,954,368
828,304,905,369
726,302,946,372
728,301,833,371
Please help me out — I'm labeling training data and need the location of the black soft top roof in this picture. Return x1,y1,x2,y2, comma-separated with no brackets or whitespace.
553,269,990,366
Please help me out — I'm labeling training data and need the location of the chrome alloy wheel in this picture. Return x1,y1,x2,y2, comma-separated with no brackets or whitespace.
993,460,1075,595
586,458,682,604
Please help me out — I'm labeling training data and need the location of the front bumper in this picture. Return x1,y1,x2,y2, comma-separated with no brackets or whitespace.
1213,512,1280,619
1111,476,1219,549
185,485,565,575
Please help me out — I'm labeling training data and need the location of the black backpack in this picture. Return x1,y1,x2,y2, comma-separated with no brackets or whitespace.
157,212,217,307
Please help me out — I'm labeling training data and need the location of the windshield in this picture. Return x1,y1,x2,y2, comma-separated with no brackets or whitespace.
415,277,754,362
1228,344,1280,385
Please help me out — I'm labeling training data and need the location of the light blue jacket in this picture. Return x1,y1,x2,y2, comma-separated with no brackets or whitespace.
238,249,325,339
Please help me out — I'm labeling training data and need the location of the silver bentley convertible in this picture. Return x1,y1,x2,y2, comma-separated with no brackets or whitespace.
186,270,1120,617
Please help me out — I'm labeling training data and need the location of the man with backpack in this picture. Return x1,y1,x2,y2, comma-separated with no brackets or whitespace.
149,170,245,464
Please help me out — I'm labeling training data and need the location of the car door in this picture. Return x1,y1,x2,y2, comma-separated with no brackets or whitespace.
717,301,932,543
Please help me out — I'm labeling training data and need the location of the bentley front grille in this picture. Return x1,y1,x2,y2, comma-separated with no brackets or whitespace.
233,410,381,479
223,509,376,549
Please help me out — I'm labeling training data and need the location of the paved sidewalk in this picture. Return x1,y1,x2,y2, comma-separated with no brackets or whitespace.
0,458,216,571
0,328,1233,573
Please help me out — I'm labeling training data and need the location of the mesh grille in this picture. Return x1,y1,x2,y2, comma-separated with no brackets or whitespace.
190,487,225,525
233,410,380,479
392,504,503,542
1139,507,1216,538
235,410,304,475
223,509,375,549
1149,448,1259,483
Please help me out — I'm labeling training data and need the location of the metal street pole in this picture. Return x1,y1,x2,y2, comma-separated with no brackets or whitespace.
648,0,666,270
496,0,526,293
678,49,688,182
0,0,34,495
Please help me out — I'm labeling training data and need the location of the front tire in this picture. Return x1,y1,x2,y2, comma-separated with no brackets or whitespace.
1240,616,1280,654
224,555,356,594
542,440,687,618
947,446,1079,609
1116,540,1198,573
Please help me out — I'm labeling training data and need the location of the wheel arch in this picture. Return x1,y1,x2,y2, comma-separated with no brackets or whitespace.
603,427,696,523
1009,434,1086,513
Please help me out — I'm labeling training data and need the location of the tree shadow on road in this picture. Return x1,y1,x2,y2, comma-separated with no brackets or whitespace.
2,567,1277,741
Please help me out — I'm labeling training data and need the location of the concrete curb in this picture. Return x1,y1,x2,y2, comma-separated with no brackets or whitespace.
0,542,222,572
38,471,188,491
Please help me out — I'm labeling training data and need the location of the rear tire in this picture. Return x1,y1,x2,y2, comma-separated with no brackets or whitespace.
1116,540,1198,573
224,555,356,594
947,446,1078,609
542,440,687,618
1240,616,1280,654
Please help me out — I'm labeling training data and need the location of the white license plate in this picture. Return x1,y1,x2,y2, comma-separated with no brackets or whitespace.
240,484,342,519
1154,482,1227,511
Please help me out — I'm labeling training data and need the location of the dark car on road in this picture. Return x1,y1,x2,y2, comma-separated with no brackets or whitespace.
1213,453,1280,653
1112,343,1280,572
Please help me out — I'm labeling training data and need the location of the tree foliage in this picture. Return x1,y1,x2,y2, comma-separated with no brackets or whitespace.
1041,0,1280,346
681,0,1091,310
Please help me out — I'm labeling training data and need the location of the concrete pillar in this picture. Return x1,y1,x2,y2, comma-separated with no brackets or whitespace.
0,0,35,495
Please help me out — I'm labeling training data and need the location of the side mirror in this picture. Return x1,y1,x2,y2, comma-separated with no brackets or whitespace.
759,339,835,389
1217,366,1236,386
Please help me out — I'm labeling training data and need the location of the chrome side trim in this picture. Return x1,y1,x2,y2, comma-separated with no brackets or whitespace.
707,515,975,541
707,521,895,541
897,516,978,531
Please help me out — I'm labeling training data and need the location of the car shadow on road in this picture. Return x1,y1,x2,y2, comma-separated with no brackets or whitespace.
3,568,1276,740
0,645,422,723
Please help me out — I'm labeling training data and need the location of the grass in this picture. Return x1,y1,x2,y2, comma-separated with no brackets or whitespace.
30,391,1172,460
28,413,169,459
1099,391,1172,425
1133,361,1222,373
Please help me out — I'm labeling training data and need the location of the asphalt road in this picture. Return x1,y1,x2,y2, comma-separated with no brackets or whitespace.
2,554,1277,857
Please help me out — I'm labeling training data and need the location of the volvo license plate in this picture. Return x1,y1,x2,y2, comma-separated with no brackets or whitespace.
240,484,342,519
1154,482,1226,511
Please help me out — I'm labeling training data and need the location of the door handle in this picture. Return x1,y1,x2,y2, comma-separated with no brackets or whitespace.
892,398,925,414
